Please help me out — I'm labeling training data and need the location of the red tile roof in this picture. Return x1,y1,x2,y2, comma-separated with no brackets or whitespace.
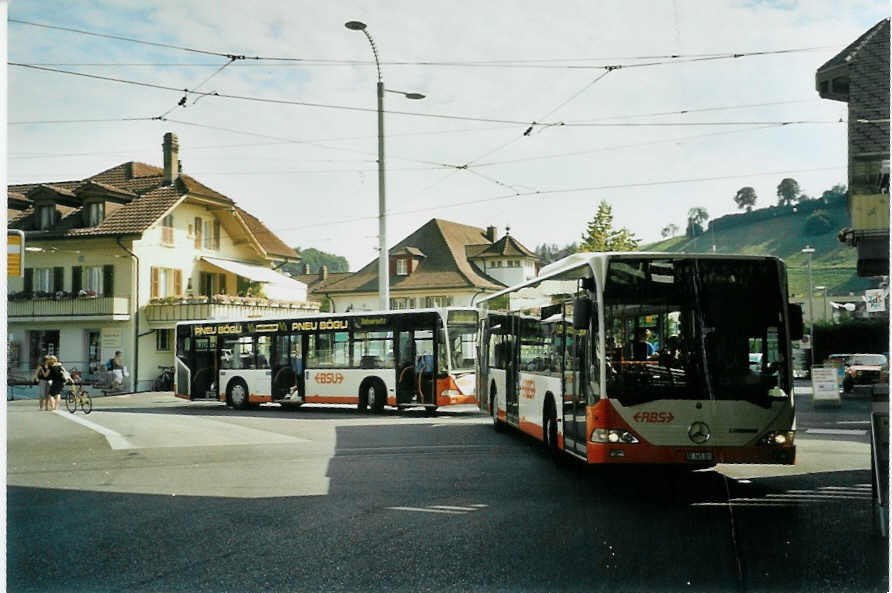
324,218,504,294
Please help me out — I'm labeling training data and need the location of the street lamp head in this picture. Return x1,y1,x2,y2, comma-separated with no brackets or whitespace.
801,247,815,254
345,20,367,31
815,285,826,290
404,92,425,100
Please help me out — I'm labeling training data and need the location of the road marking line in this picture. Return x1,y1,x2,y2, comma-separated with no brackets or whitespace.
836,420,871,425
387,506,467,515
428,505,481,512
53,410,133,450
806,428,867,436
765,493,871,500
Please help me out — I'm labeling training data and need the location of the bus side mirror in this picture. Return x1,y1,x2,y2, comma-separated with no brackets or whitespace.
573,296,592,330
788,303,804,341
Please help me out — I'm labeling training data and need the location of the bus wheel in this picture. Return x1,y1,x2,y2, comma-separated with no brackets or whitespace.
370,381,386,414
227,380,249,410
357,385,369,413
424,406,438,417
490,389,503,432
543,399,559,460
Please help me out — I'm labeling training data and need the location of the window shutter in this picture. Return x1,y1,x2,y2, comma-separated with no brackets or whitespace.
53,267,64,292
24,268,33,293
102,264,114,295
151,267,160,299
213,220,221,250
72,266,83,294
174,269,182,295
194,217,202,249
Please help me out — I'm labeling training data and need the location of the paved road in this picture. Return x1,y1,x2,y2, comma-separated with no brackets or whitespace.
7,393,888,592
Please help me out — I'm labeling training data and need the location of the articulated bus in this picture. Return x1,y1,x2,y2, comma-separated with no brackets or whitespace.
175,307,479,414
477,253,804,466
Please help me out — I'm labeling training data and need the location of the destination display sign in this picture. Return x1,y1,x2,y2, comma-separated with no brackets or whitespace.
193,324,243,337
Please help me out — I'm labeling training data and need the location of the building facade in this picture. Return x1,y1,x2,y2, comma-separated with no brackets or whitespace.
8,133,315,392
316,220,538,312
816,17,890,276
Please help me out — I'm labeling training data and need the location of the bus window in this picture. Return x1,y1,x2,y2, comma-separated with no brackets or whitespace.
256,335,271,369
351,331,393,369
221,336,254,370
308,332,349,368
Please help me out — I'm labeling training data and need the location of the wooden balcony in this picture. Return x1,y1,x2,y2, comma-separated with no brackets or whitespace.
144,298,319,323
8,296,131,319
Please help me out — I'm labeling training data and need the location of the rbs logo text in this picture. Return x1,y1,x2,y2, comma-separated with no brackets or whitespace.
314,372,344,384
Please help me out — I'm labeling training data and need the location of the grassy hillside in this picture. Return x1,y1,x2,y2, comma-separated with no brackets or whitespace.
643,203,879,299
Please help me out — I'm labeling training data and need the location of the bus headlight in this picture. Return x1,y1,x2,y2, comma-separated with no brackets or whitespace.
760,431,795,446
592,429,640,444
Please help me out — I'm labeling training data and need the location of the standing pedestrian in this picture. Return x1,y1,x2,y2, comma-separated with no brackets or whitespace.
46,355,68,411
33,356,50,411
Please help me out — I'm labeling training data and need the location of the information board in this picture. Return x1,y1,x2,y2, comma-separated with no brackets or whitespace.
811,365,841,406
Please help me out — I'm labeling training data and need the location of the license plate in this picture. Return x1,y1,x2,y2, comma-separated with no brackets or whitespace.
686,451,713,462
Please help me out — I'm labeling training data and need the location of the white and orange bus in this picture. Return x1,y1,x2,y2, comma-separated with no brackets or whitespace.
477,253,803,466
175,308,478,414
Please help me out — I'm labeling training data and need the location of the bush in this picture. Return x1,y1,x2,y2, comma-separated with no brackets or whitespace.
813,319,889,362
804,210,834,235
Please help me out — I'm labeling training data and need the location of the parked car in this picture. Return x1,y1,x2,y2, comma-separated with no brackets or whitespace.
842,353,888,393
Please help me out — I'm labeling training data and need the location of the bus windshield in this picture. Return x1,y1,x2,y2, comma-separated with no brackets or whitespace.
604,258,790,408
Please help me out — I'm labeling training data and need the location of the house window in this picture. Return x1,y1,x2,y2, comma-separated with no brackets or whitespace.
396,259,408,276
35,268,53,292
150,267,183,298
85,266,104,296
200,272,227,297
86,202,105,227
156,329,172,352
424,295,453,308
390,297,417,310
161,214,174,245
202,220,220,250
38,206,55,230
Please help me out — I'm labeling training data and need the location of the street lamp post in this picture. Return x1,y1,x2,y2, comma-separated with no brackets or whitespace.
345,20,424,311
802,246,816,369
815,285,827,324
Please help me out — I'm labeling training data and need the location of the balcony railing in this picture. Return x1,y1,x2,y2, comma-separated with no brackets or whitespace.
145,297,319,323
8,296,131,318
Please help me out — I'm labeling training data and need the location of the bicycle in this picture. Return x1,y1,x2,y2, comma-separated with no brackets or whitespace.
153,365,174,391
65,381,92,414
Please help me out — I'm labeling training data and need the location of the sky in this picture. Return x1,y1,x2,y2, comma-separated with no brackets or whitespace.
6,1,890,271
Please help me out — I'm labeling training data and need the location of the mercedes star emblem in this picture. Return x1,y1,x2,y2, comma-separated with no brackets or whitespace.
688,421,711,444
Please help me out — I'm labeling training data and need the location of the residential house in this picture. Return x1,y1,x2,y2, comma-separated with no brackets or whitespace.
317,219,538,311
7,132,316,391
816,17,890,276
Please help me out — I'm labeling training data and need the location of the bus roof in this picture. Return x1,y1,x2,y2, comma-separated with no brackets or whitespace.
174,306,478,327
478,251,782,305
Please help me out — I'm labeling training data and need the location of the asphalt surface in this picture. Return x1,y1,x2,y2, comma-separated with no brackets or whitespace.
6,390,888,593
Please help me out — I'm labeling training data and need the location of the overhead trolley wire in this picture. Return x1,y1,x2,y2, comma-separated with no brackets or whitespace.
269,165,844,232
9,18,830,69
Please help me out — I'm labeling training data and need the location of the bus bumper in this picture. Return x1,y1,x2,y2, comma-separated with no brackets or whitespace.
586,442,796,465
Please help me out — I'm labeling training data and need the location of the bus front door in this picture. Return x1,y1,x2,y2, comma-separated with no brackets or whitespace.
395,329,436,407
192,336,218,400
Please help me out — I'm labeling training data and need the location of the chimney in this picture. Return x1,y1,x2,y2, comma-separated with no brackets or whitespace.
303,263,311,275
485,225,498,242
163,132,180,185
320,265,328,280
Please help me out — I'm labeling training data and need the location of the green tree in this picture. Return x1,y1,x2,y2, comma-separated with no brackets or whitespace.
281,247,349,277
578,200,640,252
776,178,800,207
534,242,579,265
661,223,680,238
804,210,834,235
733,186,757,211
686,207,709,238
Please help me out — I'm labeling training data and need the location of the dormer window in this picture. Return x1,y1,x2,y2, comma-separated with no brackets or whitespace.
38,205,56,230
86,202,105,227
396,259,409,276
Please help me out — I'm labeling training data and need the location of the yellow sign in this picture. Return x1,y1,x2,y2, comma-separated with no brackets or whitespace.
7,231,24,277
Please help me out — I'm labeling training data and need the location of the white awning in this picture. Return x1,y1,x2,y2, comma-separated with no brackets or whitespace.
202,256,307,301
